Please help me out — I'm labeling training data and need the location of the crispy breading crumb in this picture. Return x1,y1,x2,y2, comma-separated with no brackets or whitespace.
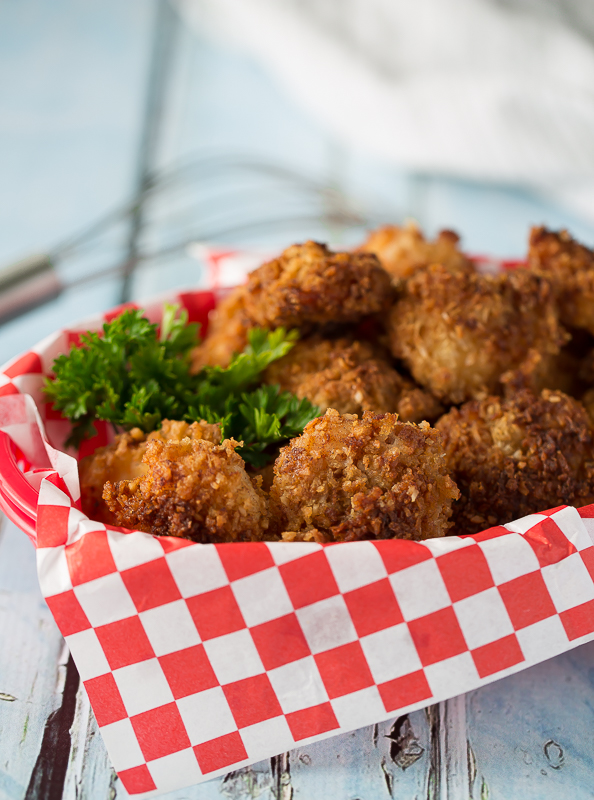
263,335,442,422
190,286,251,371
387,264,567,404
528,226,594,335
242,241,393,329
436,389,594,535
79,420,221,525
358,221,473,280
270,409,459,542
103,436,270,543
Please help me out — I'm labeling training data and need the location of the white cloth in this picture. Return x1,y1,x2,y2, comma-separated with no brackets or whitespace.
176,0,594,222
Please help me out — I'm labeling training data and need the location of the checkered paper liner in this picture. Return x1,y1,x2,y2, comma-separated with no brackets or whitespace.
2,286,594,797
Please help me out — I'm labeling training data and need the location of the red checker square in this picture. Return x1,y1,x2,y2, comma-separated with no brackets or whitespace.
373,539,432,574
560,599,594,641
66,330,86,349
159,644,218,699
194,731,248,774
223,673,283,729
472,634,524,678
538,505,567,516
178,290,217,326
408,607,468,666
36,505,69,547
104,302,139,323
216,542,274,582
3,351,42,378
314,641,374,699
0,381,18,397
131,702,191,762
378,669,432,712
77,421,110,459
285,702,339,741
45,590,91,636
578,504,594,518
95,617,155,670
121,558,182,612
580,548,594,582
158,535,195,553
279,551,339,609
44,402,68,421
117,765,156,795
186,585,245,640
469,525,509,543
250,613,311,670
437,545,494,603
524,517,577,568
343,579,403,637
83,673,127,726
498,571,556,630
65,531,117,586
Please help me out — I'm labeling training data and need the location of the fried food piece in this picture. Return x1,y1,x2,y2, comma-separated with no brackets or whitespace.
242,241,393,329
190,286,250,371
436,389,594,535
582,389,594,427
358,221,473,280
387,264,567,404
528,226,594,335
79,420,221,524
270,409,459,542
264,335,442,422
500,348,581,397
103,437,270,542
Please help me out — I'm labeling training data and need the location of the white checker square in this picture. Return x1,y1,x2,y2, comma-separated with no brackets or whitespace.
166,544,228,597
177,687,237,745
73,572,137,627
267,656,329,713
240,717,295,760
37,547,72,596
549,506,592,551
454,588,514,650
421,536,474,558
296,595,357,654
99,718,145,772
203,629,265,685
324,541,387,593
148,748,202,789
505,514,545,534
66,629,111,681
67,509,105,539
113,659,174,717
38,480,71,507
478,533,540,585
331,686,385,731
424,653,480,701
542,553,594,613
107,529,165,571
389,560,451,621
232,568,293,627
267,541,322,565
140,600,200,656
360,623,422,684
515,616,569,663
581,518,594,547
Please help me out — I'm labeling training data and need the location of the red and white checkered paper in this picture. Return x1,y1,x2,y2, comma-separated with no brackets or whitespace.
2,286,594,798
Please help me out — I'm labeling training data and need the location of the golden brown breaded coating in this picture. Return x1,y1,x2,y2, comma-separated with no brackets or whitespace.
242,241,393,329
528,226,594,335
436,389,594,535
270,409,459,542
500,348,581,397
79,420,221,524
358,221,473,280
190,286,250,371
103,437,270,542
387,264,567,404
264,335,442,422
582,388,594,427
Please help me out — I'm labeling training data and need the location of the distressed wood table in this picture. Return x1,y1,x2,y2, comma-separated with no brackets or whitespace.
2,514,594,800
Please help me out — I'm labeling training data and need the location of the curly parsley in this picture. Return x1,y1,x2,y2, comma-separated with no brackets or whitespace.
44,305,319,463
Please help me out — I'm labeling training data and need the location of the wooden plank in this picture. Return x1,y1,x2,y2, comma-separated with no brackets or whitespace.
0,518,69,800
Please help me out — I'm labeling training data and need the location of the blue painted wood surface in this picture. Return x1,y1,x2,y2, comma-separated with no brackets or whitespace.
2,2,594,797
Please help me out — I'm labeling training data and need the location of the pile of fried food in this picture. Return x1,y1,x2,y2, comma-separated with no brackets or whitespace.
79,224,594,543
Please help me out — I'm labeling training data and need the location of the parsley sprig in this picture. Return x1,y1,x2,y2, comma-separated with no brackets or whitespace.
44,305,319,464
